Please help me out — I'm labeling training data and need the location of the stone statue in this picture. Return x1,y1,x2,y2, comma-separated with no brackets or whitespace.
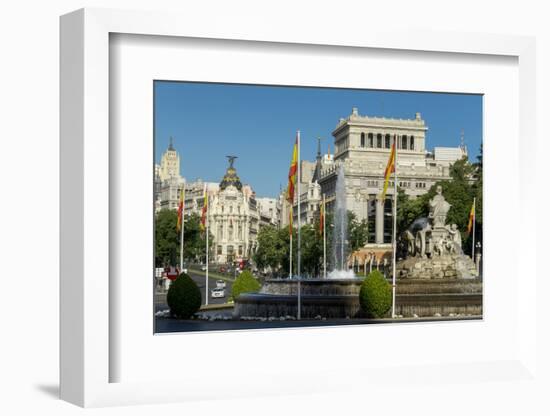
434,237,445,257
429,185,451,228
446,224,463,254
226,155,238,168
403,229,416,256
397,188,478,280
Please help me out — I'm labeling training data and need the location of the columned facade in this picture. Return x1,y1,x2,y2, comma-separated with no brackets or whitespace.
318,108,468,251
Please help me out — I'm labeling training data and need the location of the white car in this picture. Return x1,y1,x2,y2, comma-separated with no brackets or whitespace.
201,265,207,271
211,288,225,298
216,280,226,289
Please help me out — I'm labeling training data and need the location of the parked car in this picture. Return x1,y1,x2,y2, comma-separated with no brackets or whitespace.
216,280,226,289
211,288,225,298
201,265,207,271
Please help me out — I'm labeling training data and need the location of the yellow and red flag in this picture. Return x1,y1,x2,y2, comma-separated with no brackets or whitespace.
467,199,475,234
286,135,298,204
200,186,208,231
380,139,396,201
176,187,184,232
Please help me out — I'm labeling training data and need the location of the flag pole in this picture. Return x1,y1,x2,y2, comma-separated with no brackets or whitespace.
471,197,476,260
297,130,301,320
289,205,293,279
391,135,398,319
205,186,209,306
180,183,185,272
323,194,327,279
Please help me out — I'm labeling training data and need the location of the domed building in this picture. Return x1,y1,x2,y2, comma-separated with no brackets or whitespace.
210,156,260,264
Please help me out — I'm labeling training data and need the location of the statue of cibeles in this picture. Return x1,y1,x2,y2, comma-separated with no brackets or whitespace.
429,185,451,228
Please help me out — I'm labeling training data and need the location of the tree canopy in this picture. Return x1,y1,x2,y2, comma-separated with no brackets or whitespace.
155,210,213,267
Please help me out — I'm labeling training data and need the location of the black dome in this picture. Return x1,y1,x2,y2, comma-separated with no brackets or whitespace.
220,157,242,191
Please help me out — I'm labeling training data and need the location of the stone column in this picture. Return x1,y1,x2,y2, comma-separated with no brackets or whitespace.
375,196,384,244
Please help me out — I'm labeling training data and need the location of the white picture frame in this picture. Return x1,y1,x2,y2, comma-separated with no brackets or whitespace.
60,8,538,408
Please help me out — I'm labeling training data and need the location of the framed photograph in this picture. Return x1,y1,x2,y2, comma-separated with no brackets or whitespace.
60,8,537,408
152,81,483,334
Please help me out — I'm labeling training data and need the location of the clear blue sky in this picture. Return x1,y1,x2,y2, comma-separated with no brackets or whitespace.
154,81,482,197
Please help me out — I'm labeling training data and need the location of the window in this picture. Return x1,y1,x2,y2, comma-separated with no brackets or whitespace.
227,245,234,254
385,134,390,148
376,134,382,148
360,133,365,148
217,245,222,255
238,246,243,256
402,135,407,150
368,133,373,147
410,135,415,150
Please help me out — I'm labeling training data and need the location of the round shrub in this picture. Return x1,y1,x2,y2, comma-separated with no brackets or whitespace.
231,270,261,300
167,273,202,319
359,270,392,318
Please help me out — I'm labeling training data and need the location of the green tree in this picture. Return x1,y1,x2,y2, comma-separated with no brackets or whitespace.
155,209,178,267
359,270,392,318
300,224,323,277
155,210,213,267
254,225,287,271
167,273,202,319
278,226,297,276
348,211,369,252
231,270,261,300
181,212,213,264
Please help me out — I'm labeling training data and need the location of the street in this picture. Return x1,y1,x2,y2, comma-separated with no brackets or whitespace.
188,269,235,306
156,269,235,311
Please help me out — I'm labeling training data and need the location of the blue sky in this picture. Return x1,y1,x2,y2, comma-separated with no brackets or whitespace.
154,81,482,197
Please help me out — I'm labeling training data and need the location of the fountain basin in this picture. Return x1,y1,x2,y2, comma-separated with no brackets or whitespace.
233,278,482,319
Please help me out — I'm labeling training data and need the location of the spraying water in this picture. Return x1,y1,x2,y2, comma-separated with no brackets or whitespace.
328,164,356,279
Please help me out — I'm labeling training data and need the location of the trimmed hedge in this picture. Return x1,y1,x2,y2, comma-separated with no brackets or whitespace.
231,270,261,300
359,270,392,318
167,273,202,319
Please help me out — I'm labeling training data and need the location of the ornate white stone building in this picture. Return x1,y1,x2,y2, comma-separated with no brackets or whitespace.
317,108,467,248
208,157,260,264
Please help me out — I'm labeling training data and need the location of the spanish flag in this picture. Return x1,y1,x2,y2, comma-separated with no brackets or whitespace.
467,199,475,235
200,186,208,231
286,135,298,204
176,187,184,232
380,139,396,202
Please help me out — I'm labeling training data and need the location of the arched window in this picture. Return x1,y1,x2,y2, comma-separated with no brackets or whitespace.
401,135,407,150
385,134,391,148
368,133,374,147
360,132,365,148
410,136,415,150
376,133,382,148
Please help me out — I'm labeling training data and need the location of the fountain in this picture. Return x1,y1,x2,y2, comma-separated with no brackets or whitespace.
393,186,482,317
328,165,356,280
234,164,364,319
